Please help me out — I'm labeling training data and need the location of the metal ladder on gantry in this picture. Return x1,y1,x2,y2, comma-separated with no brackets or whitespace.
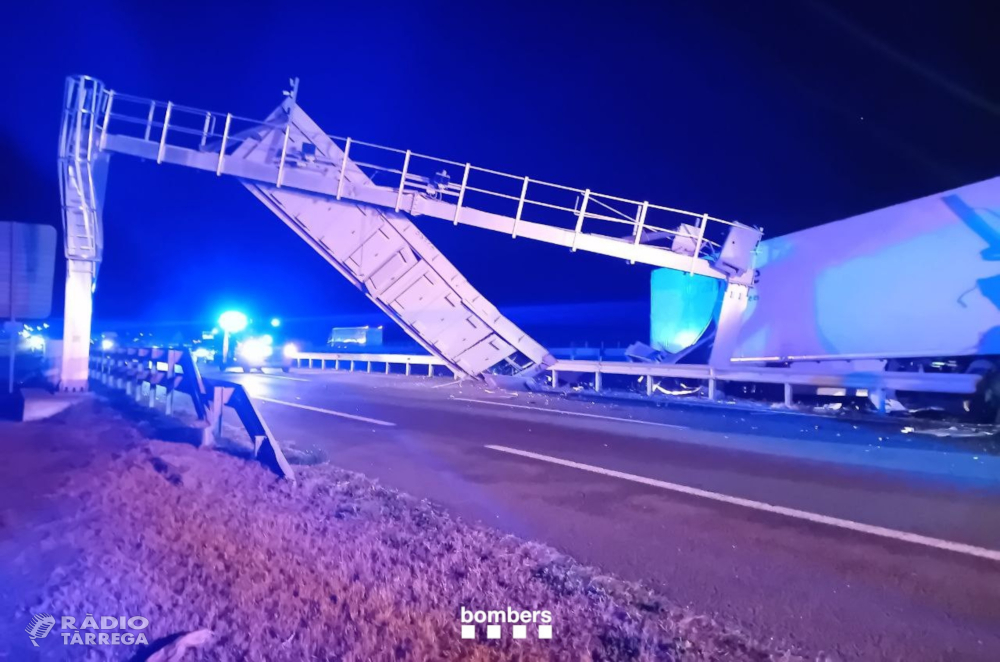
56,76,761,391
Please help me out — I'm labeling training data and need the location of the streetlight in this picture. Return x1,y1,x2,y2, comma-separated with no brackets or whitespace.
218,311,248,368
270,318,281,328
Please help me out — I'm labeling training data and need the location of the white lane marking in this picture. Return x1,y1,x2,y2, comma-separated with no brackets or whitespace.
258,373,310,382
485,445,1000,563
452,397,687,429
254,396,396,427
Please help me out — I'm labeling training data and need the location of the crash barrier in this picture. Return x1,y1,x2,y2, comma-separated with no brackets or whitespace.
294,351,452,377
293,351,980,413
548,360,981,413
90,347,294,480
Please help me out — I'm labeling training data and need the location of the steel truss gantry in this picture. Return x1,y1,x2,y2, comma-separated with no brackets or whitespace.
57,76,761,389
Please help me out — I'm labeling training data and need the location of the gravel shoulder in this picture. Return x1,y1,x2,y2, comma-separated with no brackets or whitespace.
0,396,810,661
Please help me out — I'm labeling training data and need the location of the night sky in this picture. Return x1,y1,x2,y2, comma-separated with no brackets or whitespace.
3,1,998,345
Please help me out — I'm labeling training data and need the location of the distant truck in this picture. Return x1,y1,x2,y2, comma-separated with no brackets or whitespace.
652,174,1000,419
328,325,383,349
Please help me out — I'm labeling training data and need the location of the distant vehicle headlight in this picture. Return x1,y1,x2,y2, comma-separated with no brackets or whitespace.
238,338,273,363
25,335,45,352
192,347,214,360
100,338,115,351
283,343,299,358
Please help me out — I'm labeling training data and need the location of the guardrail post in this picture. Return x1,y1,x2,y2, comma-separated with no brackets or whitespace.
405,362,411,376
335,359,341,370
783,383,793,407
213,387,225,442
708,368,717,401
872,387,888,415
594,368,602,392
148,380,156,407
367,361,372,373
428,364,433,377
646,374,654,396
321,359,326,370
551,369,559,387
385,362,390,374
350,361,355,372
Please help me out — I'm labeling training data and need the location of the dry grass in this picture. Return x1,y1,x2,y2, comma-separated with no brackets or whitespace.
3,398,807,661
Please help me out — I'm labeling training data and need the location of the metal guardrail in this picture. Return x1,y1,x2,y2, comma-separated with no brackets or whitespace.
548,360,980,412
293,351,980,413
90,347,295,480
294,351,451,377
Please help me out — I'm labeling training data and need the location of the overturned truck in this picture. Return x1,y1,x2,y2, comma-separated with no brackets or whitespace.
652,175,1000,421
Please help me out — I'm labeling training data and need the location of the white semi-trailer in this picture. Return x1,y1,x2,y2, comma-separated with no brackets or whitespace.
651,174,1000,419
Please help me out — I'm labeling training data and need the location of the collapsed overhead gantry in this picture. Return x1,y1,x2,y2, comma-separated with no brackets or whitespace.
57,76,761,391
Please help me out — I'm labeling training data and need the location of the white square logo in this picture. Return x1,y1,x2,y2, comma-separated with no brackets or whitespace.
487,624,501,639
538,624,552,639
512,624,527,639
461,624,475,639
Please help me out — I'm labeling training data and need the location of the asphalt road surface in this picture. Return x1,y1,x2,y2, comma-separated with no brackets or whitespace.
209,366,1000,661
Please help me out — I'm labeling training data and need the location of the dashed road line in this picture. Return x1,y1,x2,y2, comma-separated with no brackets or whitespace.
254,397,396,427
